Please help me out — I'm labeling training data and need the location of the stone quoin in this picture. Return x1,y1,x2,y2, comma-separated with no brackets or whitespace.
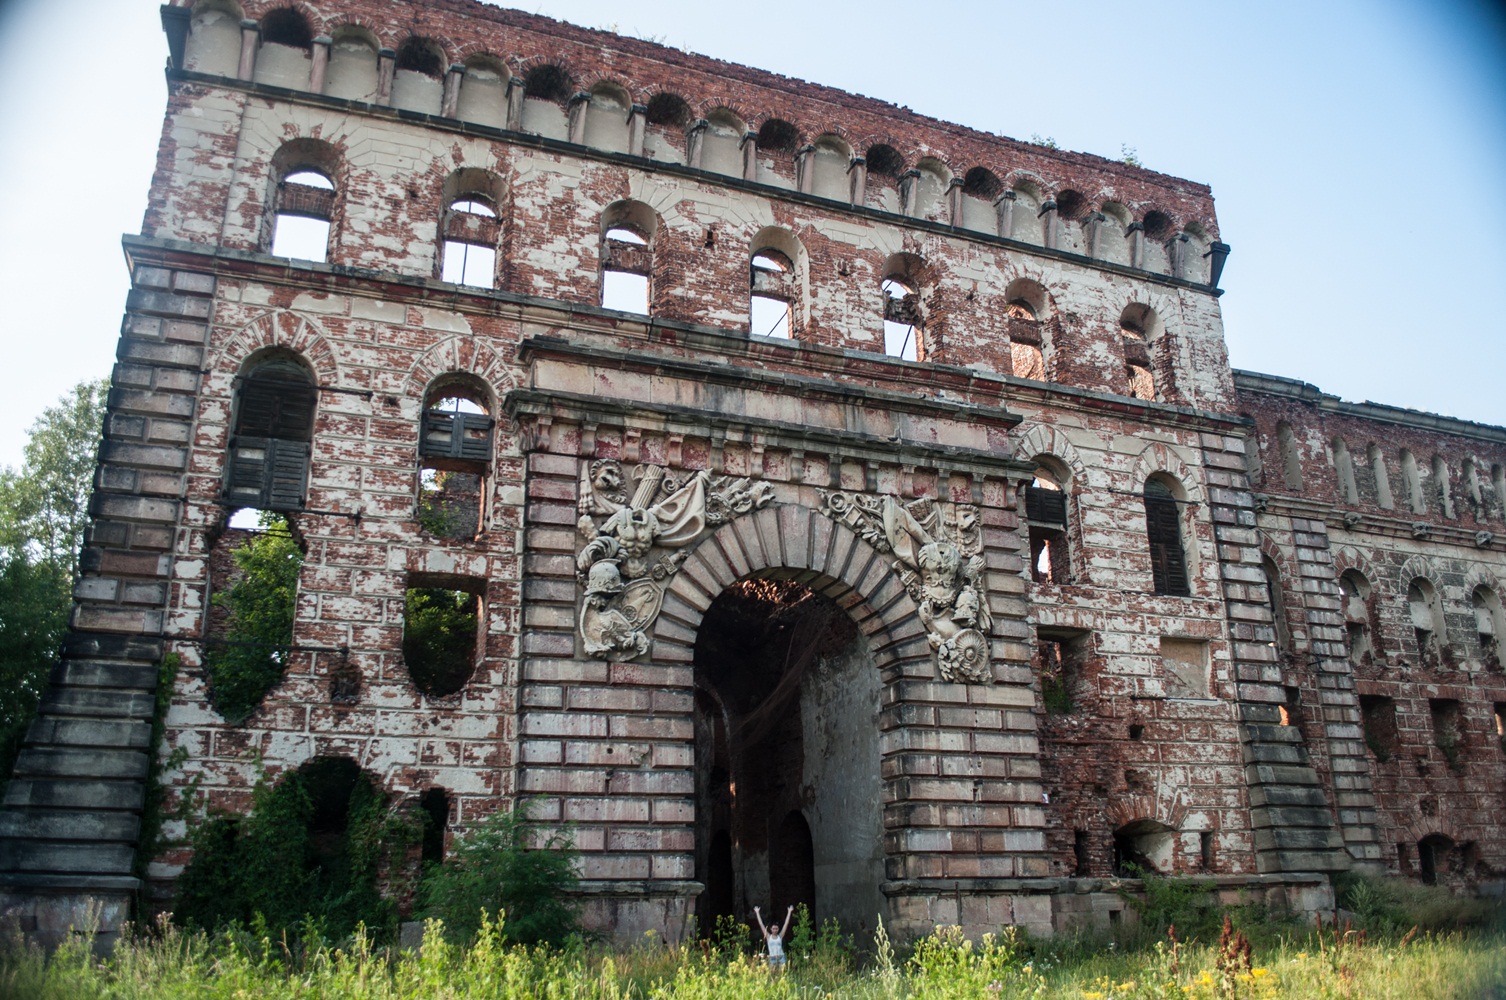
2,0,1503,947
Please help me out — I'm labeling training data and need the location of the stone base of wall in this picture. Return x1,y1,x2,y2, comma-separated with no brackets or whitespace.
884,874,1335,940
571,880,702,944
0,885,135,952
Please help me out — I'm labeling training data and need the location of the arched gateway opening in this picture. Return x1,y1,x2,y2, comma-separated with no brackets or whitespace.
692,577,883,935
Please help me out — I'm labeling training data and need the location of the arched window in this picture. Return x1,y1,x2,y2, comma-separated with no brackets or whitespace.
1007,180,1044,244
749,250,793,339
1368,444,1394,509
881,279,919,360
1025,462,1070,584
958,166,1002,233
863,143,903,213
880,254,923,361
1261,556,1293,657
1005,278,1047,379
184,0,243,78
1144,476,1189,596
582,82,632,153
1400,449,1424,514
1121,304,1160,402
520,63,571,140
1431,455,1454,518
270,166,335,262
254,7,313,90
1093,203,1132,265
455,55,509,128
643,92,690,164
599,201,656,315
1276,421,1303,491
908,158,949,220
1472,586,1502,662
438,170,502,288
225,357,317,511
699,109,745,176
1463,458,1485,519
1339,570,1375,665
1333,438,1359,504
391,36,444,114
324,26,379,102
418,380,494,542
403,577,483,696
1408,578,1444,661
808,134,852,201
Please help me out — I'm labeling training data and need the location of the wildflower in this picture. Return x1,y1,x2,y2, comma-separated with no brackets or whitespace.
1251,968,1269,977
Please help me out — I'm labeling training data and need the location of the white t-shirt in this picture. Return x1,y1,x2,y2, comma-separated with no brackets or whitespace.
767,933,785,960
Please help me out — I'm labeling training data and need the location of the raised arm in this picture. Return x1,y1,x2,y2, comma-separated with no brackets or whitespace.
781,904,795,939
753,905,769,938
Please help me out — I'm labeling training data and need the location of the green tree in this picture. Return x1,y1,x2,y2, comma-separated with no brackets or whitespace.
0,378,108,786
417,803,580,946
205,513,303,725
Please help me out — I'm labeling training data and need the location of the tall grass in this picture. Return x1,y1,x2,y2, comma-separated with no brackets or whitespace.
3,908,1503,999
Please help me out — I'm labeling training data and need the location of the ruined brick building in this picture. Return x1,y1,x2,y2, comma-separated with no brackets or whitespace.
3,0,1504,944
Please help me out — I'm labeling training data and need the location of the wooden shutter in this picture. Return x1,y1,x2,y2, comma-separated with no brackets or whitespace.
1144,487,1189,596
224,436,309,510
1025,486,1067,528
235,370,317,440
420,411,494,463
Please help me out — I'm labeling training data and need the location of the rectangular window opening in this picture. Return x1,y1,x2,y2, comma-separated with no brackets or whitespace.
1359,694,1397,761
1037,630,1089,715
270,214,331,262
1072,829,1090,877
883,320,918,361
441,241,496,287
1429,698,1462,771
750,294,792,339
1199,831,1213,870
602,269,649,314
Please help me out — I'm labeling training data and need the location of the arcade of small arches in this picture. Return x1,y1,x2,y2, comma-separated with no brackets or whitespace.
177,2,1223,286
263,142,1181,401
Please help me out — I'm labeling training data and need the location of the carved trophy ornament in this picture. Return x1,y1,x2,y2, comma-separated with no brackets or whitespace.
819,491,993,684
576,459,774,659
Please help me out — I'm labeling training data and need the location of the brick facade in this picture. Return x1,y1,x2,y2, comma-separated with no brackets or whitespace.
1,0,1500,945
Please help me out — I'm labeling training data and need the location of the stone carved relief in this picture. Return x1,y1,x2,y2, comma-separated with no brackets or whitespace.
819,491,993,683
576,459,774,659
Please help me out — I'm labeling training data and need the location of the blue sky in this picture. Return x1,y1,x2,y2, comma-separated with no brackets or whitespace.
0,0,1501,469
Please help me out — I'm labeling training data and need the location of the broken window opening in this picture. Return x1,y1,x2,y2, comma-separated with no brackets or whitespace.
881,277,919,361
440,194,499,288
419,786,449,865
1199,831,1214,870
1408,578,1443,663
403,584,482,697
1493,703,1505,755
1359,694,1398,762
1261,556,1293,657
1005,298,1037,321
1280,685,1304,733
204,510,305,725
1144,477,1190,596
749,250,794,339
1417,834,1453,886
1025,468,1071,585
271,168,335,263
1072,829,1091,877
1036,631,1087,715
1340,570,1375,665
226,357,316,511
419,390,493,542
1474,587,1503,666
1113,819,1174,876
1125,364,1156,401
601,220,652,315
1429,698,1463,771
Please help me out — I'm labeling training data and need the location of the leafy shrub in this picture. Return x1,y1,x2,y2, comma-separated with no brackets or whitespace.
416,803,580,946
205,514,302,724
173,757,416,939
402,587,478,696
1120,866,1223,942
1336,872,1504,934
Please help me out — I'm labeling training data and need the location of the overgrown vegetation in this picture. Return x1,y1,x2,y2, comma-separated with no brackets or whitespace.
5,905,1504,1000
416,803,580,947
402,587,478,696
204,513,303,724
172,758,418,941
0,378,108,790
